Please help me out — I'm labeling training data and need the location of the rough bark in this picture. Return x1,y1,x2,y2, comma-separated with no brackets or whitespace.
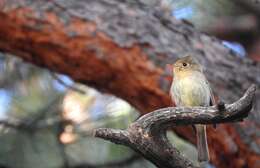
0,0,259,167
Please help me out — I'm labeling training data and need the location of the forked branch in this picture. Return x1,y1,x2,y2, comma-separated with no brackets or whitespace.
94,84,256,168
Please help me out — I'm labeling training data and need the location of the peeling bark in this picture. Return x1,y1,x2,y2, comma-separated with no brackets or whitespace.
0,1,259,167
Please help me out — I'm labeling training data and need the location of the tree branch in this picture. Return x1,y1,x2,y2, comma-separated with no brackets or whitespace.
94,85,256,168
94,128,131,146
0,1,259,167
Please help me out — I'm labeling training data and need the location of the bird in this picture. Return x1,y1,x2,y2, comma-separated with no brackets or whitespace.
170,55,215,162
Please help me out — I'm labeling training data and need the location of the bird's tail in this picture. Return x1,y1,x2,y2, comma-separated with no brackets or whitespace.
196,124,209,162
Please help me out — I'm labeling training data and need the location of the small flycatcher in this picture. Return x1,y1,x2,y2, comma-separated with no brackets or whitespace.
170,55,214,162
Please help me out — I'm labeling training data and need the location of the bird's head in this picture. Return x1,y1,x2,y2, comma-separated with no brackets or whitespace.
173,55,203,78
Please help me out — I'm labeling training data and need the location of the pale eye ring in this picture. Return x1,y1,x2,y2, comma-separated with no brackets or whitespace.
183,63,187,67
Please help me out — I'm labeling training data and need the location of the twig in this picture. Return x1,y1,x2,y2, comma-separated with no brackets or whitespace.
94,84,256,168
51,73,86,94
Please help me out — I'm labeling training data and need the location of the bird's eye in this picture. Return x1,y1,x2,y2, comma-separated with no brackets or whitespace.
183,63,187,67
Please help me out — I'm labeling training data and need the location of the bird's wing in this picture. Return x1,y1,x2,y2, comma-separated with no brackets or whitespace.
209,87,216,106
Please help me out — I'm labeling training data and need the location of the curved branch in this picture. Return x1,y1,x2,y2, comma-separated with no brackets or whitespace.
0,1,259,167
137,84,256,132
94,85,256,168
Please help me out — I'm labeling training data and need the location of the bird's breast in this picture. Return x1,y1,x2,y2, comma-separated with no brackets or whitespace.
171,74,211,107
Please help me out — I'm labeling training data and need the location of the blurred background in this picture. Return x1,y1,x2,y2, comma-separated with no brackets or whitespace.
0,0,259,168
0,53,199,168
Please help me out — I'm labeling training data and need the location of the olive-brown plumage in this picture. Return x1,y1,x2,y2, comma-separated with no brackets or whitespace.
170,55,214,162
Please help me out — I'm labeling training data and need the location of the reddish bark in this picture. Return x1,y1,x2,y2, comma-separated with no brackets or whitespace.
0,1,259,168
0,8,170,113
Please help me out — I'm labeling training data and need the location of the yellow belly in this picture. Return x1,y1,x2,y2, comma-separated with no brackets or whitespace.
171,74,211,107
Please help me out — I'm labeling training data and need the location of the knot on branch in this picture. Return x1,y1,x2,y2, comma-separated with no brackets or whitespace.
94,84,256,168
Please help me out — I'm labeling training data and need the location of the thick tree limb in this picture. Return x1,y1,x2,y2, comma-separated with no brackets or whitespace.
0,1,259,167
95,85,255,168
